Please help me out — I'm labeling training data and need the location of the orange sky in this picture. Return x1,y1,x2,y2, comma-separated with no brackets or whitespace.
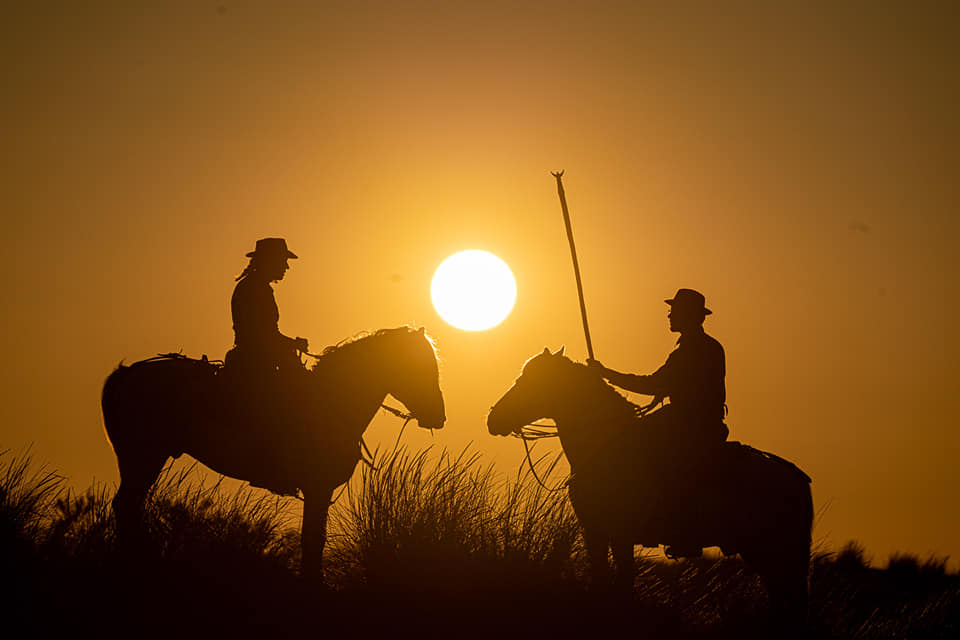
2,2,958,568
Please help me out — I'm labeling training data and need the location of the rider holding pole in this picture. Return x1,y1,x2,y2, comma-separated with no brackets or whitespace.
551,175,726,557
587,288,727,558
587,288,727,445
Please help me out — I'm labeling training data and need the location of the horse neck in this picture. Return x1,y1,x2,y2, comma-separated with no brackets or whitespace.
313,336,391,436
552,376,636,470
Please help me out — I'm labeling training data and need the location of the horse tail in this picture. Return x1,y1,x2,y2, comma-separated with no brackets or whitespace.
754,443,814,550
101,363,131,452
783,474,815,624
766,445,814,552
739,443,813,624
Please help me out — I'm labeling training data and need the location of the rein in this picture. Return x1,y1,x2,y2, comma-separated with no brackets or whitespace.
508,393,659,494
511,422,568,493
327,404,417,506
327,403,414,506
358,403,416,472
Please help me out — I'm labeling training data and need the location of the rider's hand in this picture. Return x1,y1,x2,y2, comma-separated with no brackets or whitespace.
294,337,309,353
586,358,606,376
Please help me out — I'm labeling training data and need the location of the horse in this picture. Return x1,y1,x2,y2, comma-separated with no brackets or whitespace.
102,326,445,578
487,347,812,624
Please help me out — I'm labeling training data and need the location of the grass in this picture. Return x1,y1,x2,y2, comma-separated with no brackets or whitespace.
327,445,582,594
1,447,64,553
1,446,958,639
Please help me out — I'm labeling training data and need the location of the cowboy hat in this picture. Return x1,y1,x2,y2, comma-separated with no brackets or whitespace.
246,237,298,259
665,288,712,315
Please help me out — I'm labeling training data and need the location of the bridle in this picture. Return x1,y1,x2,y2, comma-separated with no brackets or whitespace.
360,402,419,471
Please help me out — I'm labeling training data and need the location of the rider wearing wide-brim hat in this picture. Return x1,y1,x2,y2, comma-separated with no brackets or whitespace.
588,288,726,441
226,238,309,375
587,288,727,557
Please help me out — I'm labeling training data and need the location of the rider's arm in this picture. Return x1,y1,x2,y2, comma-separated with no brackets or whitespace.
234,281,306,353
602,369,658,395
281,333,309,352
591,353,677,397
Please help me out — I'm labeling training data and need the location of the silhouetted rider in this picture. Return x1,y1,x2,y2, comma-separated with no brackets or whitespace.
226,238,309,375
222,238,308,497
587,288,727,444
587,288,727,558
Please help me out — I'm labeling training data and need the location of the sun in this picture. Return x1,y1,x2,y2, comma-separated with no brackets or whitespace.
431,250,517,331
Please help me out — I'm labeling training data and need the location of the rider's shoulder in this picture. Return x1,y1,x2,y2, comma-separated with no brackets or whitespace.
702,331,725,354
233,276,273,297
685,330,724,352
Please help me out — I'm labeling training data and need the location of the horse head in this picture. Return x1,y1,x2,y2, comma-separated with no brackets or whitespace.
384,326,446,431
487,346,570,436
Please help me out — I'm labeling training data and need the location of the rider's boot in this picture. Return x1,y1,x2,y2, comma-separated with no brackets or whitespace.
664,541,702,560
662,485,703,560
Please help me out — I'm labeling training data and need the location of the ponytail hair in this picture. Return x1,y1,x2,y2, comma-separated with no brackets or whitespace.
236,258,258,281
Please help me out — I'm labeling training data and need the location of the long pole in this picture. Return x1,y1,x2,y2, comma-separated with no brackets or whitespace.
552,170,594,360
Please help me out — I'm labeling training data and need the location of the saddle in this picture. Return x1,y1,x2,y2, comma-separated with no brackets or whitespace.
137,351,222,370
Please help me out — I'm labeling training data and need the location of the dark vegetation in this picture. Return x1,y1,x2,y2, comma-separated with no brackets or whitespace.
2,447,957,639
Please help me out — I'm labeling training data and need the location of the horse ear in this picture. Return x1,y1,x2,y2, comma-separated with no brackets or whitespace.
554,345,565,357
542,347,550,355
417,327,425,335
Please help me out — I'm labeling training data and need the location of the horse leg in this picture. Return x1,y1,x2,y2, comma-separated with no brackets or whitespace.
767,546,811,629
611,538,636,592
746,545,810,633
301,486,333,585
584,529,611,588
113,449,167,552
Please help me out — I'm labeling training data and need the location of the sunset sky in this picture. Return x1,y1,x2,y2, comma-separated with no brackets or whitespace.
3,2,957,568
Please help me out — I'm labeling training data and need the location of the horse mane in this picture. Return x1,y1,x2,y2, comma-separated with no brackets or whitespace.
308,325,437,373
548,354,645,425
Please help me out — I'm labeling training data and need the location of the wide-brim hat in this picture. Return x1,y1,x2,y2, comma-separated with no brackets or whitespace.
246,237,298,259
665,288,712,315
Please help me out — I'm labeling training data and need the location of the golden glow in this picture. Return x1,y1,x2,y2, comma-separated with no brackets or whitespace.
431,251,517,331
4,3,958,572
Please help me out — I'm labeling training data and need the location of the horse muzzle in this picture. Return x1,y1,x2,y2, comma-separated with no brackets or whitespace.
486,409,516,437
414,400,445,430
417,414,446,431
